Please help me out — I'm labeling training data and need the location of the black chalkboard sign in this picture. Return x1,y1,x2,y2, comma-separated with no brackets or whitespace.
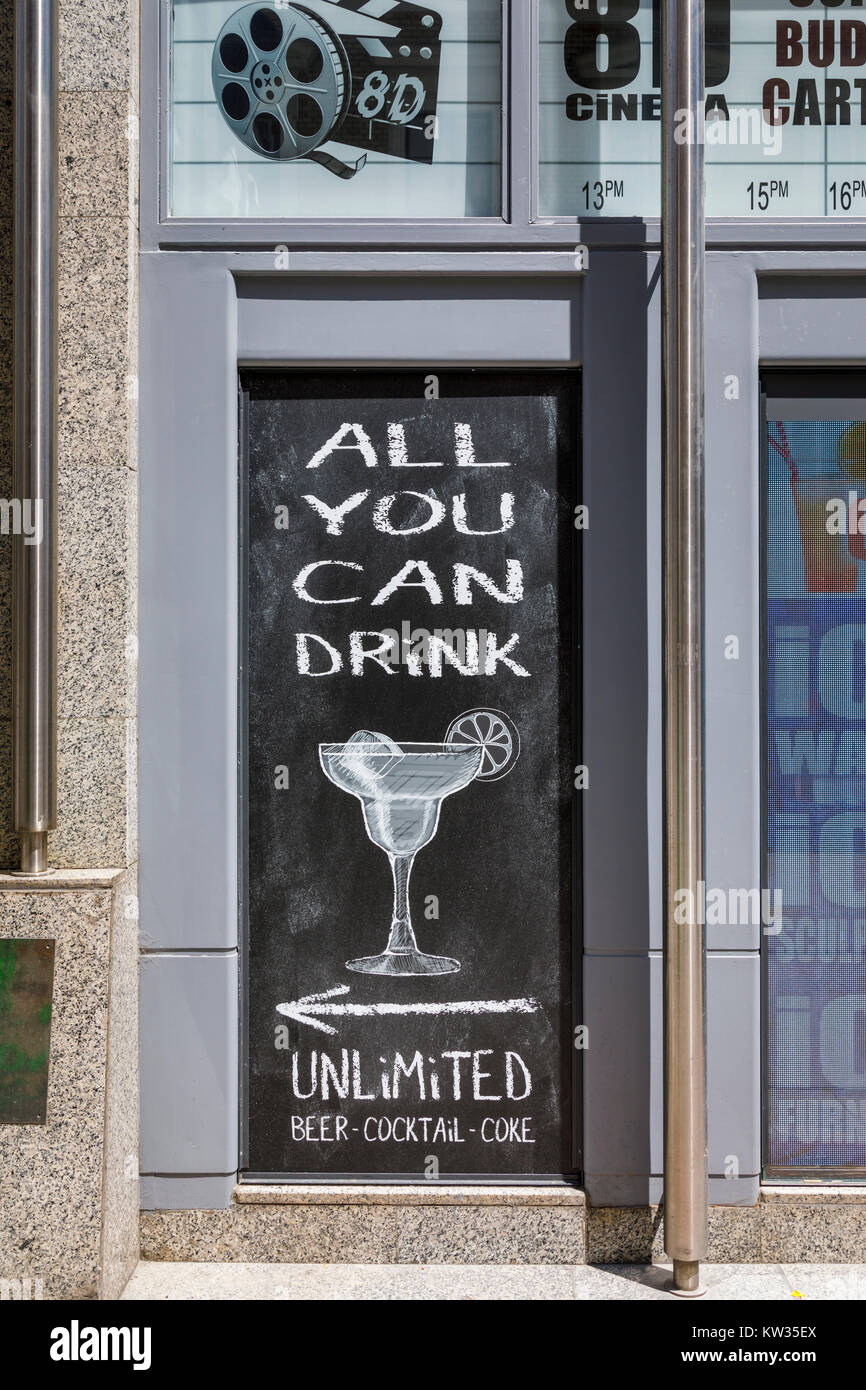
243,370,579,1179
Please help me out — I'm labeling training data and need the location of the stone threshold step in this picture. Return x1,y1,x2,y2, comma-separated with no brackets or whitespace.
234,1184,585,1207
0,868,125,891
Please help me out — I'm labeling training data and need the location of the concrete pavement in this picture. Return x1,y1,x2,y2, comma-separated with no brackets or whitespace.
122,1261,866,1301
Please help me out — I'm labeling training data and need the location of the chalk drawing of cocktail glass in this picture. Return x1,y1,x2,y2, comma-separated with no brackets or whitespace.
319,710,519,977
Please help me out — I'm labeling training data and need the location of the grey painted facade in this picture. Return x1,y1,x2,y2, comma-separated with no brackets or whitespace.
140,251,866,1209
136,4,866,1218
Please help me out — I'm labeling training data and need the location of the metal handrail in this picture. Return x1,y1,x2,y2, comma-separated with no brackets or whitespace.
12,0,58,875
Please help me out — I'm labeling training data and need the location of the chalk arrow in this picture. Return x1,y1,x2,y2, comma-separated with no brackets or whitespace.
276,985,539,1036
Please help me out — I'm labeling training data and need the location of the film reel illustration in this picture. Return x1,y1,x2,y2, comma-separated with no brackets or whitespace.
212,2,442,180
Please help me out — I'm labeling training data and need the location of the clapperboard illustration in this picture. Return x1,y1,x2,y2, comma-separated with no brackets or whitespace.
212,1,443,178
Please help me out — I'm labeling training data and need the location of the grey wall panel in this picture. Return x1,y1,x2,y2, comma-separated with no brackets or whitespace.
588,1174,758,1208
578,252,758,1211
645,262,664,965
706,954,761,1187
139,256,240,952
139,952,239,1178
584,951,760,1206
704,257,762,955
708,1176,760,1204
140,1175,237,1211
236,275,583,365
760,278,866,365
582,252,661,958
582,953,658,1204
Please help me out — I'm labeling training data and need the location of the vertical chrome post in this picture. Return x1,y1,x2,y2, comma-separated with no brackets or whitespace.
13,0,58,875
661,0,708,1295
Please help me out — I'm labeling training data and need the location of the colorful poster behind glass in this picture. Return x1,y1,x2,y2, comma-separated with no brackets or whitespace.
767,414,866,1171
170,0,502,217
543,0,866,218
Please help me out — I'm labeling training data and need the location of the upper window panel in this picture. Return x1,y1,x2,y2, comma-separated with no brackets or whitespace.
169,0,503,219
541,0,866,219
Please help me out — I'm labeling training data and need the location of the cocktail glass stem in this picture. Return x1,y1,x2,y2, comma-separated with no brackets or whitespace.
385,853,419,954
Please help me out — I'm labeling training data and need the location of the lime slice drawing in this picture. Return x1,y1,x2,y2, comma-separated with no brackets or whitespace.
445,709,520,783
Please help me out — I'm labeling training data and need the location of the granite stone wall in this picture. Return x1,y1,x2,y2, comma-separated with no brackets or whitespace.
0,0,138,872
0,0,139,1301
0,872,137,1298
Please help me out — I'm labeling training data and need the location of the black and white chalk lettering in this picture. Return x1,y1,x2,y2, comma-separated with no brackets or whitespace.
245,371,577,1177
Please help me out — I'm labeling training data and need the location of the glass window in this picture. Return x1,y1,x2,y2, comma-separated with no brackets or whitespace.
169,0,502,219
542,0,866,219
766,391,866,1174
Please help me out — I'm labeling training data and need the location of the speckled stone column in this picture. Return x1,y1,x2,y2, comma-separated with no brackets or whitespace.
0,0,139,1300
0,871,138,1298
0,0,139,865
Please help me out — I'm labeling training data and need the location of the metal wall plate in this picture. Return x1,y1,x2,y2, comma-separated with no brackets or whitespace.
0,939,55,1125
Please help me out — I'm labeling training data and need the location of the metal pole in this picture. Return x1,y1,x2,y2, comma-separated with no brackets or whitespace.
12,0,58,875
661,0,707,1296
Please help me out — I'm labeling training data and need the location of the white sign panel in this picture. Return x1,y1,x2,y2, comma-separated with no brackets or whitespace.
541,0,866,218
169,0,502,219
